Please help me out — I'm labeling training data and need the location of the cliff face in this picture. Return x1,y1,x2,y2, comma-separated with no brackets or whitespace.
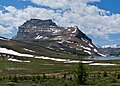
13,19,106,56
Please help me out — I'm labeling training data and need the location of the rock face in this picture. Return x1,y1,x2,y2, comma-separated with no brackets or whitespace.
14,19,91,42
13,19,106,56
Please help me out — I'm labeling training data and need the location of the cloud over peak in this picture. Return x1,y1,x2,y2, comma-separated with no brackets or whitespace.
0,0,120,39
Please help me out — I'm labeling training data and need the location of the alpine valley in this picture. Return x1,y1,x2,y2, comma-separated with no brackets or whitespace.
0,19,120,86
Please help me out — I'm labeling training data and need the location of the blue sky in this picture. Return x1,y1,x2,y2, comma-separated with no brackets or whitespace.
89,0,120,45
89,0,120,14
0,0,120,46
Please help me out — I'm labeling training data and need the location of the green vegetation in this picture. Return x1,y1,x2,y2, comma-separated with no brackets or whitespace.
0,55,120,86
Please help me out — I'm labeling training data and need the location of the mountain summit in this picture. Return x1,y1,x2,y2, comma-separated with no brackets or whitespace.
13,19,106,56
14,19,91,42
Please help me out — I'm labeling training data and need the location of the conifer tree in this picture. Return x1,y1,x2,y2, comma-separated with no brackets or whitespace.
74,62,87,85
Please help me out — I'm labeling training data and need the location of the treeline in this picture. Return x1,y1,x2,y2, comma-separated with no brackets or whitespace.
0,73,72,83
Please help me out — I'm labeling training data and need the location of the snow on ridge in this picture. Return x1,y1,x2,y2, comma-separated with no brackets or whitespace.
81,38,88,43
97,52,106,57
81,46,91,51
35,35,43,39
93,48,107,57
53,29,60,33
84,50,91,55
94,49,98,52
72,28,77,33
88,43,94,48
8,58,30,63
0,47,33,57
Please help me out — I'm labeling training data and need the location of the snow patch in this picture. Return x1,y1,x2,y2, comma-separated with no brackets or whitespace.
89,63,117,66
94,49,98,52
35,35,43,39
23,48,35,53
68,29,71,31
70,34,76,36
47,47,54,50
72,28,77,33
84,50,91,55
97,52,106,57
53,29,60,33
57,41,63,44
0,47,34,57
52,36,63,40
81,38,88,43
60,48,64,50
64,60,93,63
43,37,48,39
81,46,91,51
8,58,30,63
88,43,94,48
35,56,93,63
65,41,74,43
76,48,82,51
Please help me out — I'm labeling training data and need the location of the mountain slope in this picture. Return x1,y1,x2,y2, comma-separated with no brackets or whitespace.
0,36,89,61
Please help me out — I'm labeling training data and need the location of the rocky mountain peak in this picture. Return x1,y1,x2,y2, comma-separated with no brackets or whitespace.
13,19,106,56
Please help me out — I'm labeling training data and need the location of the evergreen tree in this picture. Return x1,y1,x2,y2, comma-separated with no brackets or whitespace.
63,73,67,79
103,71,107,77
32,76,36,81
12,75,18,82
117,74,120,79
36,75,40,80
43,73,47,79
74,62,87,85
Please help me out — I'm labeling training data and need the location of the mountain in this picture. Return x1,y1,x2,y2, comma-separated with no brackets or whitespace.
102,44,120,48
101,44,120,56
12,19,106,56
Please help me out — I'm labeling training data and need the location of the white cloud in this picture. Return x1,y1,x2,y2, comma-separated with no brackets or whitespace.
29,0,100,9
0,0,120,38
